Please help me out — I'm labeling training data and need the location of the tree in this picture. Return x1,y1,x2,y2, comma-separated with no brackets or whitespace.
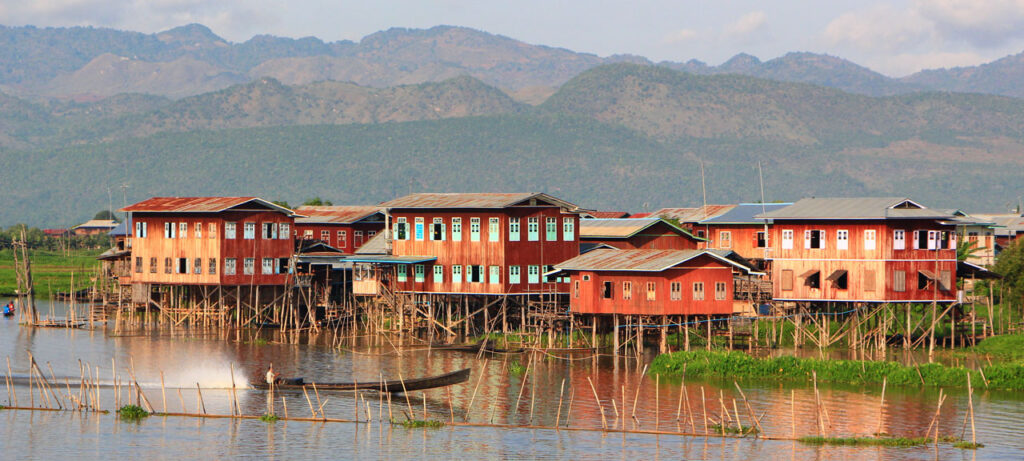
957,239,981,262
303,197,333,206
993,239,1024,301
93,210,119,222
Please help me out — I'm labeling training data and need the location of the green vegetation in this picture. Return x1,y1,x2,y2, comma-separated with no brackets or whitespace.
798,436,932,447
953,441,984,449
244,338,269,346
117,404,149,421
394,419,445,429
259,413,280,423
973,335,1024,360
994,240,1024,302
0,248,103,298
649,350,1024,390
708,423,758,435
507,360,526,376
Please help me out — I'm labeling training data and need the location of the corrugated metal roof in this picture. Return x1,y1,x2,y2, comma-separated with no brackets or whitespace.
73,219,118,229
553,248,758,274
355,232,389,255
344,255,437,264
583,211,631,219
756,197,953,220
699,203,792,224
646,205,735,222
380,192,584,211
109,217,132,237
578,218,701,240
295,206,383,224
120,197,297,215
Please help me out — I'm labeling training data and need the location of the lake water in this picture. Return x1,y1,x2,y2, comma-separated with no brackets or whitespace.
1,303,1020,460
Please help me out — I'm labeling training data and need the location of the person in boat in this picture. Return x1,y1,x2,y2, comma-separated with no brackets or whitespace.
2,301,13,316
266,364,280,385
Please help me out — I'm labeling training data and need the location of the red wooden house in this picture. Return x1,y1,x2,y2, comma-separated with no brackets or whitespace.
120,197,298,287
757,197,958,304
293,206,385,254
355,192,587,296
579,218,703,250
696,203,791,263
553,248,761,316
641,205,735,240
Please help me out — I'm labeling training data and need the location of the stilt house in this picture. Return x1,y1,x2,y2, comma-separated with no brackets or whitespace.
293,206,385,254
579,218,703,250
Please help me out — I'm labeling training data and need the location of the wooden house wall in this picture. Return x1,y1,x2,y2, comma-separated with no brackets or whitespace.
389,206,578,295
294,221,384,253
131,210,294,286
568,255,735,316
769,219,957,302
701,224,769,260
582,223,699,251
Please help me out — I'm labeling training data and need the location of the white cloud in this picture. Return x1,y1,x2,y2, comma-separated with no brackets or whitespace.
724,11,766,39
916,0,1024,47
662,28,698,44
823,5,934,53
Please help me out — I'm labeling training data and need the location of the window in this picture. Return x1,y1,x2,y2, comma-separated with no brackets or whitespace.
864,269,876,292
338,231,347,247
830,271,848,290
243,222,255,239
837,230,849,250
397,265,408,282
135,257,142,273
452,218,462,241
321,230,330,241
225,258,236,275
279,223,289,239
546,218,557,241
354,231,364,247
781,270,793,291
646,282,656,301
452,265,462,284
433,265,444,283
918,271,931,290
243,258,254,275
573,280,580,298
164,222,175,239
179,222,187,239
470,218,481,242
527,217,539,241
527,265,540,284
715,282,727,300
208,222,217,239
148,257,157,273
804,229,825,249
782,229,794,250
670,282,682,300
278,258,289,274
209,258,217,275
509,266,521,284
696,229,706,239
368,230,376,238
755,231,767,248
894,230,905,250
623,281,632,300
395,217,408,240
893,270,906,292
303,230,313,239
865,230,876,251
939,231,951,250
692,282,704,301
414,264,425,282
926,230,937,250
489,265,500,284
489,218,500,242
414,217,424,241
582,275,590,281
262,258,274,275
193,258,202,274
135,221,148,238
509,217,520,241
163,257,172,274
719,231,732,249
563,217,574,241
194,223,202,239
940,270,952,291
602,281,614,299
469,265,483,283
431,218,446,241
805,271,821,289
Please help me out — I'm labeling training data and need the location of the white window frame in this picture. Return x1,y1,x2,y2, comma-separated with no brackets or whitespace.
470,218,481,242
489,265,500,284
243,258,254,275
430,217,446,241
509,265,521,284
452,218,462,241
164,222,175,239
719,231,731,249
837,229,849,250
781,229,793,250
894,229,906,250
562,217,574,241
452,265,462,284
194,222,202,239
546,217,558,241
414,264,425,282
509,218,520,241
395,217,408,240
224,258,236,275
179,222,187,239
414,217,424,241
527,217,539,241
488,217,500,242
864,229,876,251
397,265,408,282
262,258,274,275
243,222,255,239
433,265,444,283
279,222,289,239
692,282,705,301
527,265,540,284
715,281,727,300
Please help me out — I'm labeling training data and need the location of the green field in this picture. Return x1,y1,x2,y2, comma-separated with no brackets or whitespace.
0,248,103,299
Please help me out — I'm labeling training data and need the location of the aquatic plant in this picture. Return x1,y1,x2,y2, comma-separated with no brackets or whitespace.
708,423,758,435
507,360,527,376
798,436,931,447
117,404,149,421
953,441,984,449
245,338,269,346
393,419,444,428
649,350,1024,390
259,413,280,423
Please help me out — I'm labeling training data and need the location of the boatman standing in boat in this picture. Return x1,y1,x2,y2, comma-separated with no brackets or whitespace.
266,364,279,385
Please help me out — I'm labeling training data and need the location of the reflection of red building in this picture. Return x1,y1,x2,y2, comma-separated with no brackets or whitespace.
758,198,958,303
555,249,760,316
293,206,385,254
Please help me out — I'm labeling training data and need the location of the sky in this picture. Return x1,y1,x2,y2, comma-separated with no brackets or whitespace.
3,0,1024,77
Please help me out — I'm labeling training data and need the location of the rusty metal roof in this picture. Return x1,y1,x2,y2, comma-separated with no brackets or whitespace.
72,219,118,229
380,193,585,211
756,197,953,220
583,211,631,219
295,206,383,224
553,248,759,274
120,197,297,216
646,205,735,222
579,218,703,241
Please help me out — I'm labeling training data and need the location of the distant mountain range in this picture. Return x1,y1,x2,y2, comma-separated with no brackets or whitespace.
4,23,1024,100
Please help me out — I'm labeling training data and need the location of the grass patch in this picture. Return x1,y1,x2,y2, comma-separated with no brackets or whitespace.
0,249,103,298
973,334,1024,360
259,413,280,423
393,419,444,429
117,404,149,421
649,349,1024,390
507,360,527,376
953,441,984,449
245,338,269,346
708,423,758,435
798,436,931,447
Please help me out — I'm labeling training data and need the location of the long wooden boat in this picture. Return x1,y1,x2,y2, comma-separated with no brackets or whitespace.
426,341,524,354
251,368,471,392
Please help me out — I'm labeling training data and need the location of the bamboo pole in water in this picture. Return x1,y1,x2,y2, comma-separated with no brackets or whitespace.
875,376,887,435
734,381,763,436
967,375,976,446
586,377,607,429
555,379,565,430
196,383,206,415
